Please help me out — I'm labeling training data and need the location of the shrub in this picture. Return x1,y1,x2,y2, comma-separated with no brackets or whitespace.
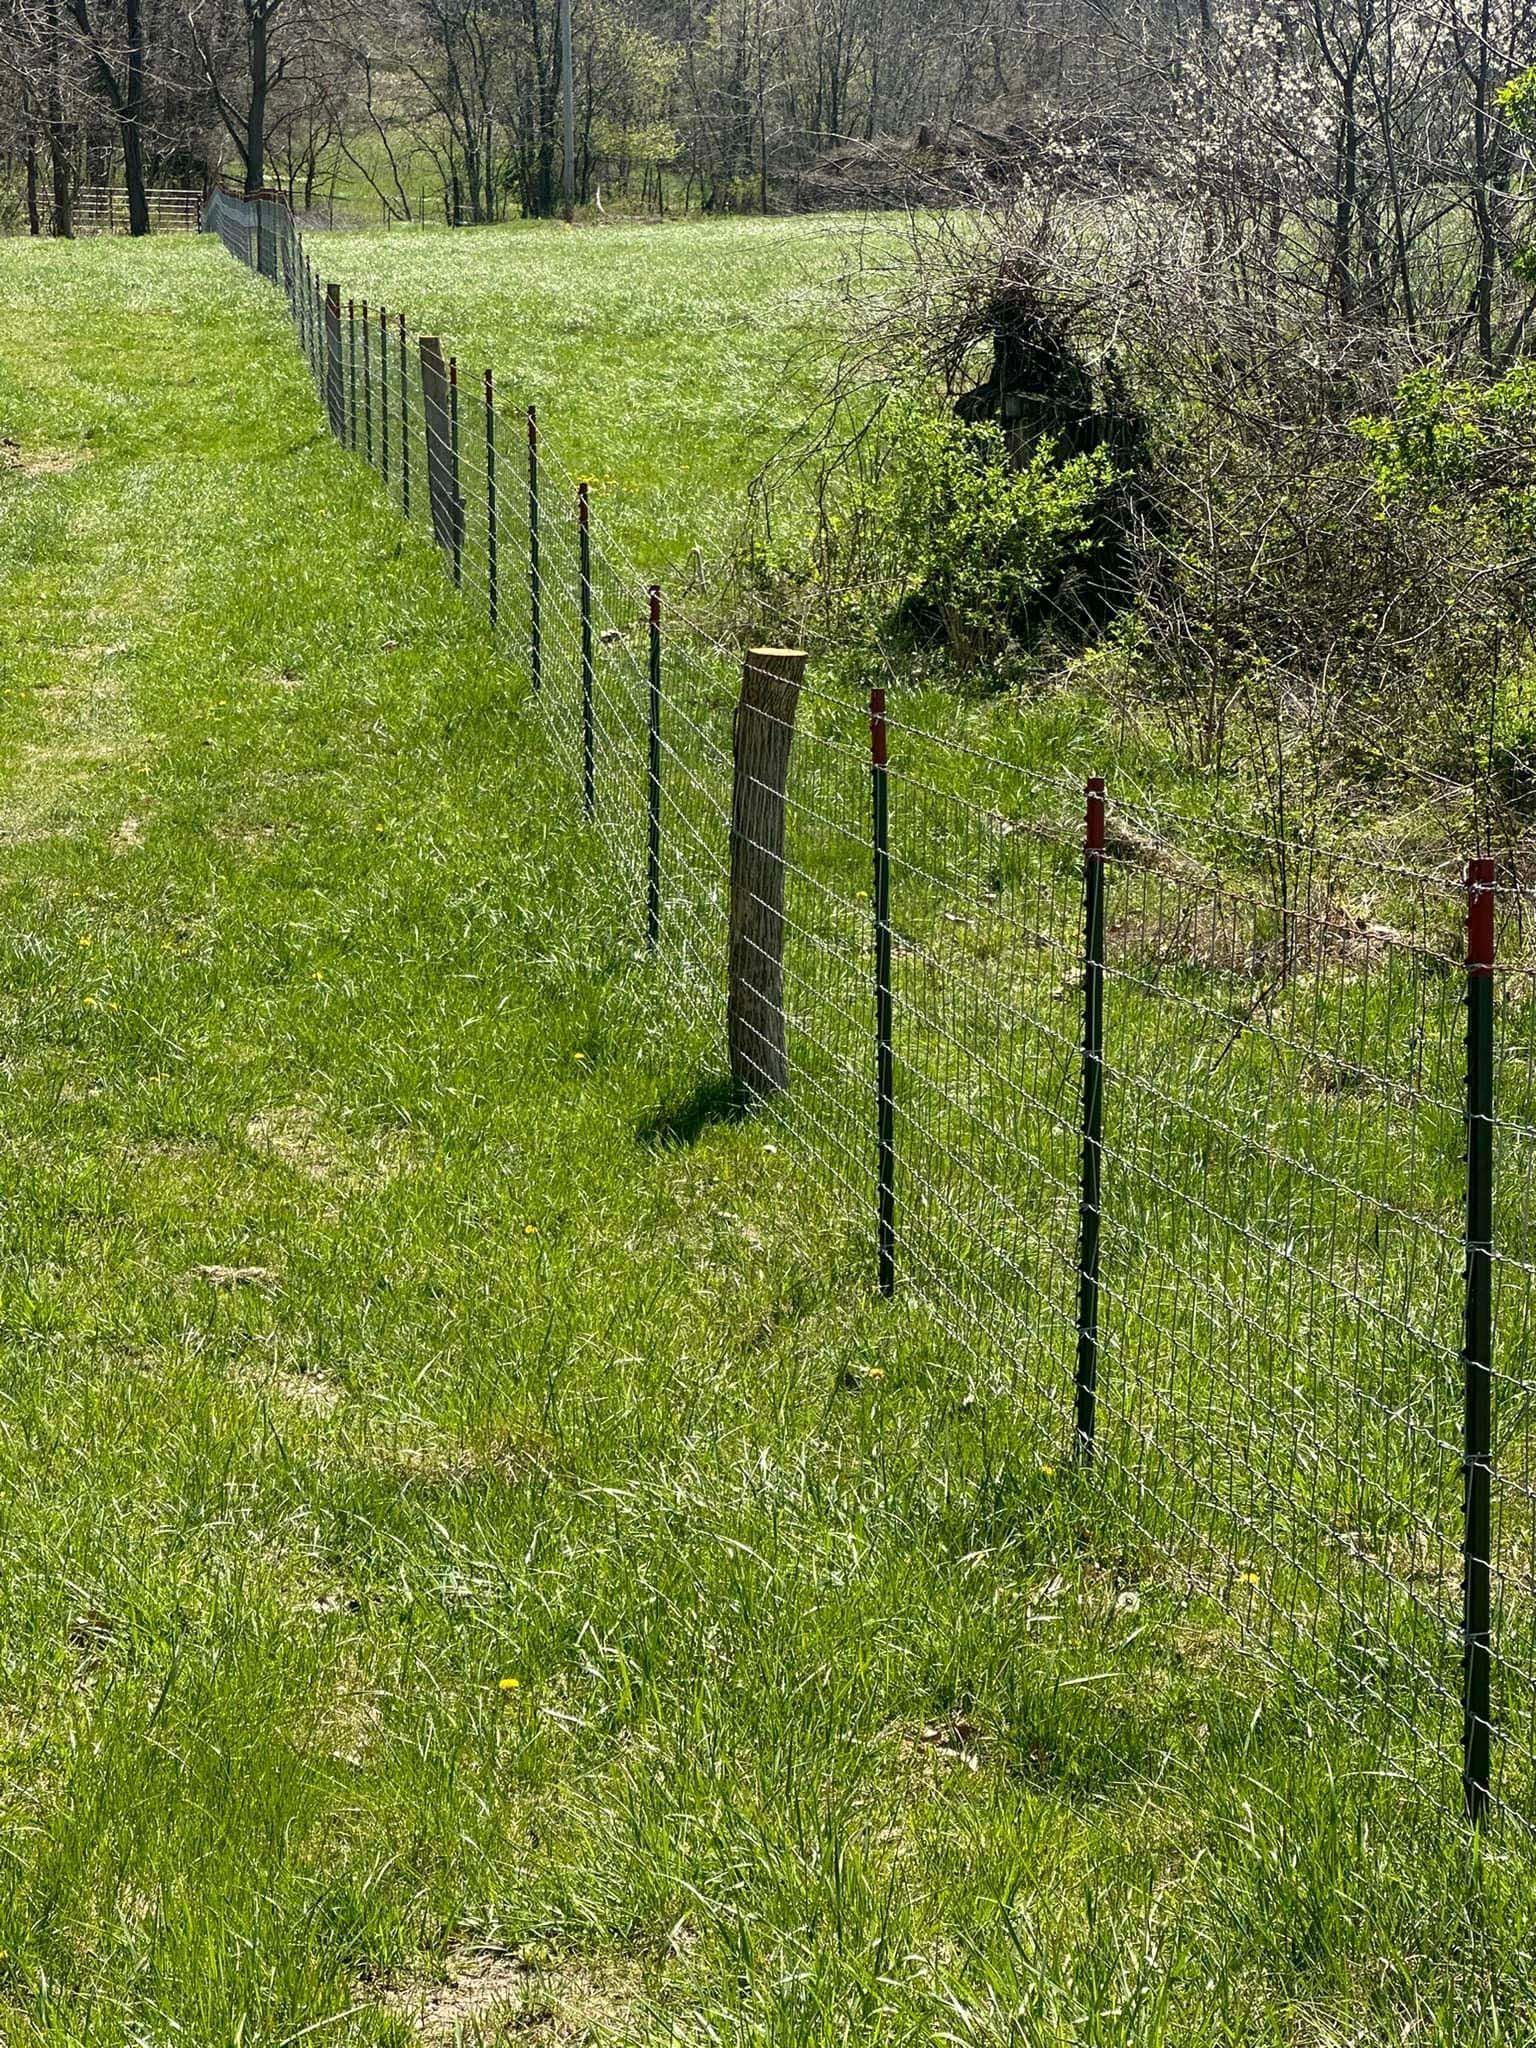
1352,364,1536,550
863,398,1113,671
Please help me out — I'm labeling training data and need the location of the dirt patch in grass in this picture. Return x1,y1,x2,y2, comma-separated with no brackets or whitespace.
265,1367,343,1415
374,1429,561,1492
317,1652,381,1769
188,1262,279,1291
245,1105,338,1180
378,1944,647,2044
1,435,90,477
882,1709,989,1789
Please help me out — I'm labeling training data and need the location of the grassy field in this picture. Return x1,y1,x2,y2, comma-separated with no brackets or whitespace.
278,135,700,231
303,210,886,572
292,208,1449,889
1,226,1534,2046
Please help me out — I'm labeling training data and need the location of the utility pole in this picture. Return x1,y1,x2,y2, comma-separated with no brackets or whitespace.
560,0,574,221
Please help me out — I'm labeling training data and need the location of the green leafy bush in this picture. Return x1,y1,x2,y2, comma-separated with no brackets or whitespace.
866,399,1113,671
1500,65,1536,140
1353,363,1536,548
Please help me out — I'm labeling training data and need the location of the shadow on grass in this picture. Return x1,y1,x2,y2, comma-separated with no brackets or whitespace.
637,1074,752,1150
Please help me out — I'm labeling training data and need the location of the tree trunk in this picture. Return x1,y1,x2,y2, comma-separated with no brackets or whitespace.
121,121,149,234
245,3,269,198
24,102,42,235
49,136,72,239
121,0,149,231
1471,0,1496,365
66,0,150,233
1330,86,1360,323
46,0,73,237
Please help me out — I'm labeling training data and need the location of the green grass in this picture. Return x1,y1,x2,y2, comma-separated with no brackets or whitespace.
305,210,885,572
1,228,1535,2046
281,123,749,232
296,208,1474,905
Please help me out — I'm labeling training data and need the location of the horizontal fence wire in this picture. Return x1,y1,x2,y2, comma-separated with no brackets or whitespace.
202,188,1536,1843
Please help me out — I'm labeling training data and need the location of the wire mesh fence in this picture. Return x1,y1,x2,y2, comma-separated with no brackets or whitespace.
203,186,1536,1839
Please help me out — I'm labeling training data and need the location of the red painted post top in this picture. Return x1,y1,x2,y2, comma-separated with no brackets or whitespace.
577,479,590,527
1086,775,1106,856
1468,857,1496,975
527,403,538,448
448,356,458,389
649,585,662,630
484,366,494,401
869,686,888,770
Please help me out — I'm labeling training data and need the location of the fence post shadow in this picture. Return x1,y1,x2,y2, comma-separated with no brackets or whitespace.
635,1075,750,1151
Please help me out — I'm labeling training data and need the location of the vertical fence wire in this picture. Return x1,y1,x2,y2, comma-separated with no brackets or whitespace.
1076,775,1106,1458
647,586,663,952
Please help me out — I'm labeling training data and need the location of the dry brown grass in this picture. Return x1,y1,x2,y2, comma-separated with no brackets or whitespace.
376,1944,648,2044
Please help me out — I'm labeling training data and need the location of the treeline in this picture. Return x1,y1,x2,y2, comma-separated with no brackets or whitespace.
3,0,1534,291
0,0,1089,231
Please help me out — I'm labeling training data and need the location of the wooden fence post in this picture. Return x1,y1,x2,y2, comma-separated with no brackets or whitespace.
418,336,462,567
324,283,344,440
728,647,807,1101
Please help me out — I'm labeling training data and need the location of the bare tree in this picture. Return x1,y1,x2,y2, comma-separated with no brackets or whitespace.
181,0,304,195
43,0,76,230
64,0,150,229
0,0,49,230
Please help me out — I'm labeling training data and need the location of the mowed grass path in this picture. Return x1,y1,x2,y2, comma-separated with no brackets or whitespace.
0,234,1530,2046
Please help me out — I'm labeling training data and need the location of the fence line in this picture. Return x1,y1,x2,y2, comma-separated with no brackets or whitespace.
71,186,203,234
202,187,1536,1841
